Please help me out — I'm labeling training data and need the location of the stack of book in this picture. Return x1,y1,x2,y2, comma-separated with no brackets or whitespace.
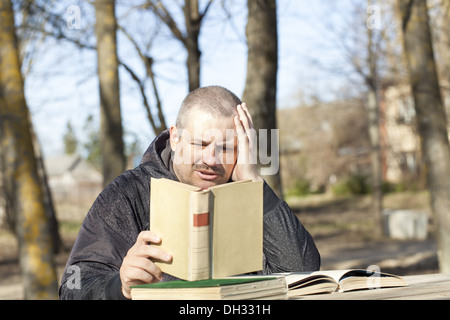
131,277,288,300
130,269,407,300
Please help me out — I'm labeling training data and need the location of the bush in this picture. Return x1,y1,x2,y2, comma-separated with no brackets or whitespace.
331,173,370,196
382,180,423,193
287,179,311,197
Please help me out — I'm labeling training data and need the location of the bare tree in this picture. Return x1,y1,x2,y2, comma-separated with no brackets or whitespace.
242,0,282,197
315,1,400,234
145,0,214,91
397,0,450,272
0,0,58,299
95,0,126,186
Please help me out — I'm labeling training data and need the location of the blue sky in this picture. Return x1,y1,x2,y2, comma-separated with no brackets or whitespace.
24,0,365,158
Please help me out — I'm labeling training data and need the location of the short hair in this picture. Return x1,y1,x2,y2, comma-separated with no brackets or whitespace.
176,86,242,128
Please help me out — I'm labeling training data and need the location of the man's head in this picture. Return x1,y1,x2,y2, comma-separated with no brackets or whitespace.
170,86,242,189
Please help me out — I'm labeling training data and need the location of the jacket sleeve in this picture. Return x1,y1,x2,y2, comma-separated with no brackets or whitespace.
59,172,149,300
262,182,320,273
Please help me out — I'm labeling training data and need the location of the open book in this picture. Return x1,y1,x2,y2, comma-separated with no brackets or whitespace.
284,269,407,297
150,178,263,281
130,276,288,300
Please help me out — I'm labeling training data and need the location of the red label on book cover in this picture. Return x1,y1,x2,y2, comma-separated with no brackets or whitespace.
193,213,209,227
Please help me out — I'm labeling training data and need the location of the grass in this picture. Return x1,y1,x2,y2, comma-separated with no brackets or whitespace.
58,220,83,234
382,190,430,211
286,190,432,243
286,190,430,213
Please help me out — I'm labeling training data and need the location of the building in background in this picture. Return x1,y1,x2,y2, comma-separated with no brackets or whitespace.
44,154,103,221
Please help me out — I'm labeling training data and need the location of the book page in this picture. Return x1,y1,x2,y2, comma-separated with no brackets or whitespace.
283,270,359,286
285,269,406,286
284,273,336,286
311,270,356,282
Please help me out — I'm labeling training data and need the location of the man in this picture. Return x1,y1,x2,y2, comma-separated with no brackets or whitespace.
59,86,320,300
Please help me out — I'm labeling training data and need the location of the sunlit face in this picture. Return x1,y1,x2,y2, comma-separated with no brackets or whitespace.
170,108,237,189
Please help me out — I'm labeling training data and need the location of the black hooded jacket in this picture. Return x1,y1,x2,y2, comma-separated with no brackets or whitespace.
59,130,320,299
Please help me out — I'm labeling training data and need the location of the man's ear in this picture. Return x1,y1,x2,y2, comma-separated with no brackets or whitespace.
169,125,180,151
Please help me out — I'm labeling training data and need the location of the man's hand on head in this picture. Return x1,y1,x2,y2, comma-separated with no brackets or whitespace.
232,103,263,183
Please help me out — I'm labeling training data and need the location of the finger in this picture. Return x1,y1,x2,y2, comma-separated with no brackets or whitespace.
134,243,172,262
124,255,164,281
237,104,250,131
234,115,247,144
234,116,250,165
120,263,162,293
123,261,160,282
136,230,161,245
240,102,254,125
237,106,256,149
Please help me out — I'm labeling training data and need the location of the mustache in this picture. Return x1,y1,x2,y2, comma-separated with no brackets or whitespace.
192,164,225,175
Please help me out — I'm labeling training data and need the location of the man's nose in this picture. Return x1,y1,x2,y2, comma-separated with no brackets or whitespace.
202,143,218,166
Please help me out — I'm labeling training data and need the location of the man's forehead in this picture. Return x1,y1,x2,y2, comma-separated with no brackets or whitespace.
195,129,237,141
184,107,237,124
181,127,237,142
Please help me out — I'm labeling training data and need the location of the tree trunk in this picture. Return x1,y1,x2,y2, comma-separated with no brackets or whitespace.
366,2,384,236
0,0,58,299
398,0,450,272
95,0,125,186
242,0,283,198
367,86,383,235
30,120,62,253
184,0,201,91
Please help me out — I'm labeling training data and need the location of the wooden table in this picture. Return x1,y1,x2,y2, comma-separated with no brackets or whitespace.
295,273,450,300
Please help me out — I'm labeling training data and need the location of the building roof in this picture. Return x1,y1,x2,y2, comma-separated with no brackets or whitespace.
44,154,102,182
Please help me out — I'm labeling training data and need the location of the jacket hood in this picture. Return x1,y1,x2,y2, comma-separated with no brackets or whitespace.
139,130,178,181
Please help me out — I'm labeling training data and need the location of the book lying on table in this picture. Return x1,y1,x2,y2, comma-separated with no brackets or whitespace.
130,276,288,300
149,178,263,281
284,269,407,297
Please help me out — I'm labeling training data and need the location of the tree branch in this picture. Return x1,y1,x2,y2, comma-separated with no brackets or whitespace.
120,62,159,134
200,0,215,22
145,0,186,45
118,24,167,133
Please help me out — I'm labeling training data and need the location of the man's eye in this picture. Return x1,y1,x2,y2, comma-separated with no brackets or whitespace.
221,146,235,153
192,142,204,148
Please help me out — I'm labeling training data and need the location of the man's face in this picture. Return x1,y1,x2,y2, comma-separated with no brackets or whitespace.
170,109,237,189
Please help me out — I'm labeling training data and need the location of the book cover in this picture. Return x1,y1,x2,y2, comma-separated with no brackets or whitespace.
130,276,288,300
150,178,263,281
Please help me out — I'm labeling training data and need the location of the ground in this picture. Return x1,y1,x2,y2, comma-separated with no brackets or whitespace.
0,191,439,299
293,191,438,275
